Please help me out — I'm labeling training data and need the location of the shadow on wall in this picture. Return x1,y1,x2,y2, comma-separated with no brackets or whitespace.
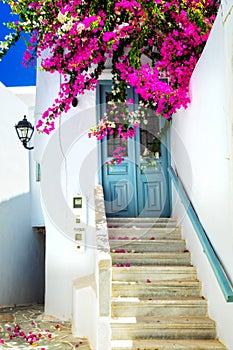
0,193,45,306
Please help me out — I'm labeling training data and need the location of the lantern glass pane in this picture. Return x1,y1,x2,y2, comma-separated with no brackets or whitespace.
19,127,29,139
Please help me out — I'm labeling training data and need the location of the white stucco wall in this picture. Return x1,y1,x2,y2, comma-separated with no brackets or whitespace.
34,64,100,320
171,3,233,348
41,107,98,320
0,83,29,202
0,83,44,305
7,86,45,226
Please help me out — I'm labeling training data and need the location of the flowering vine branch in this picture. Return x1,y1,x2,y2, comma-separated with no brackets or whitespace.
0,0,219,161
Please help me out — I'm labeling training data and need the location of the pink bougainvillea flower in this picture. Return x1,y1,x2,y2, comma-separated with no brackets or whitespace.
125,263,131,267
75,342,83,347
146,279,151,283
0,0,219,164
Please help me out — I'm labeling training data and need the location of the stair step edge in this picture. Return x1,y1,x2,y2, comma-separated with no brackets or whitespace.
111,297,207,304
111,315,215,325
112,280,200,285
110,339,226,350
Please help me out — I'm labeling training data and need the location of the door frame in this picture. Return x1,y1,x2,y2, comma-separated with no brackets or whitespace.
96,79,172,217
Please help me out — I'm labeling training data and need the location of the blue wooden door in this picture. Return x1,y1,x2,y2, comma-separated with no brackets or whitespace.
97,81,170,218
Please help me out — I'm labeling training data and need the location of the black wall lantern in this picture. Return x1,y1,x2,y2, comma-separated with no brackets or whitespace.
15,115,34,150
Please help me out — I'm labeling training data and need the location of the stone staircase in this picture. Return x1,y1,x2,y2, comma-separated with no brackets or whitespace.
108,217,227,350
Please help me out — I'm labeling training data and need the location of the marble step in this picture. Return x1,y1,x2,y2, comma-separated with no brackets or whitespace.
112,280,201,298
109,239,186,252
108,217,177,223
107,218,178,229
111,316,216,340
108,227,181,240
112,266,197,282
111,297,207,317
111,339,227,350
111,251,191,266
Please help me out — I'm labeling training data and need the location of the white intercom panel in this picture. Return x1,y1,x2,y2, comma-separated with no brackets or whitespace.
72,195,86,253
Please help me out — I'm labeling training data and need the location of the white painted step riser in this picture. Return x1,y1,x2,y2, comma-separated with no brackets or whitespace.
112,274,197,282
111,252,191,259
112,267,197,281
110,240,186,252
107,219,178,227
111,328,216,340
111,339,226,350
112,260,190,266
111,316,216,339
112,255,191,266
108,226,179,232
112,304,207,317
109,228,181,240
112,285,200,298
107,217,177,225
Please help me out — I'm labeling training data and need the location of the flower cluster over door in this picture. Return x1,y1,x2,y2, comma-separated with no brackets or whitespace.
0,0,219,161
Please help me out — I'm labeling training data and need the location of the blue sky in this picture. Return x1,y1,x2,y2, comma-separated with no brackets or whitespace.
0,2,36,87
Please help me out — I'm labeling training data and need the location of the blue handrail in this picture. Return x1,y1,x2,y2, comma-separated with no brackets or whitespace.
168,166,233,302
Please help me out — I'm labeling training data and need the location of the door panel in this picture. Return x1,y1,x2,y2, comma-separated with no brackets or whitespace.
101,136,138,217
135,114,170,217
110,181,130,213
143,181,162,211
137,163,169,217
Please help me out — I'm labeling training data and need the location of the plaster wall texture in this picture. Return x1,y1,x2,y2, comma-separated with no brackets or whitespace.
0,82,29,202
34,63,100,320
171,4,233,348
0,83,44,306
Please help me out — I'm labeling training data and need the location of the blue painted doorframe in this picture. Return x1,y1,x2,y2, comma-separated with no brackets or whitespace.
97,80,171,218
